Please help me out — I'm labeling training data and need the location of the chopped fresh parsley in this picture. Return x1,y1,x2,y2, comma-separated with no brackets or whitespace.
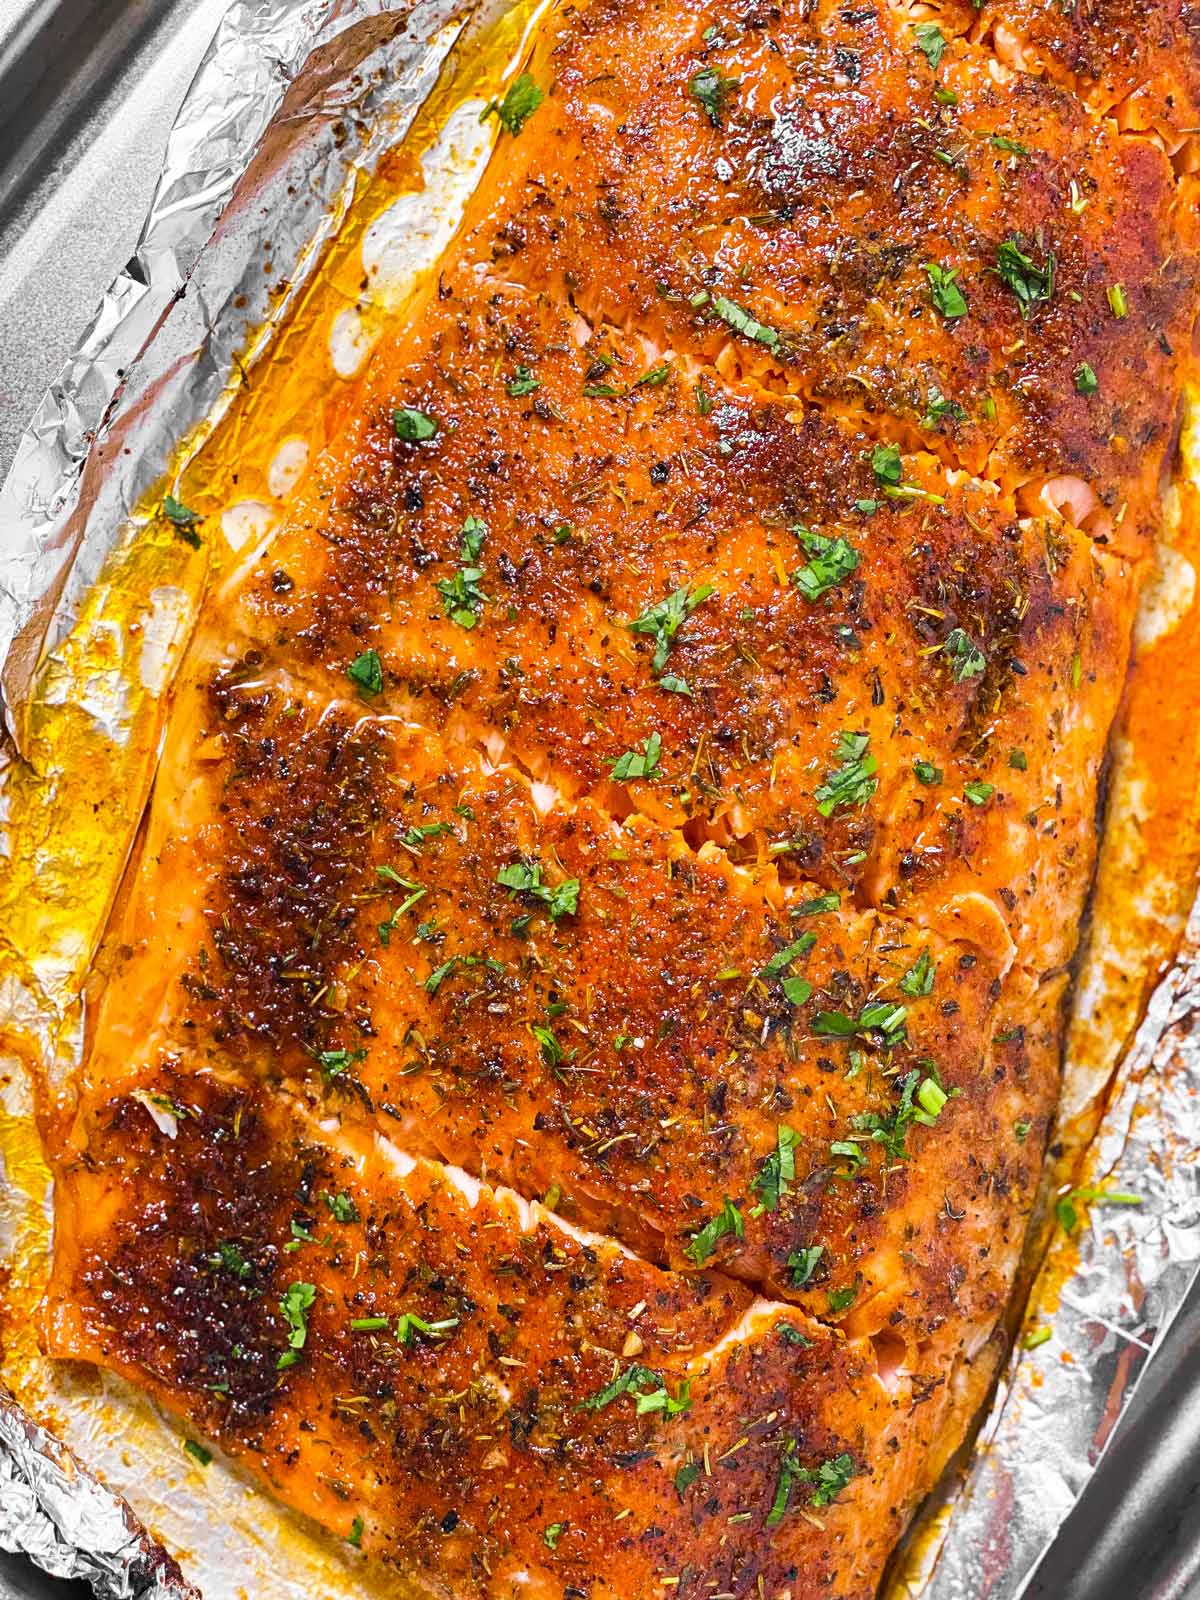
628,582,714,674
424,957,459,995
994,237,1056,317
543,1522,567,1550
484,73,544,136
435,514,490,628
580,1363,692,1415
712,294,781,349
322,1190,359,1224
1056,1183,1141,1234
395,1311,459,1344
750,1125,800,1215
913,759,942,786
1008,747,1028,770
787,1244,824,1287
897,950,935,997
849,1069,950,1162
163,494,202,546
964,779,994,805
827,1282,858,1314
209,1240,252,1279
923,388,967,428
683,1197,744,1264
376,869,425,944
912,21,947,68
532,1023,571,1069
1074,361,1099,395
317,1046,366,1082
760,933,816,980
636,362,672,387
1107,283,1129,319
393,407,438,442
507,365,540,397
870,442,903,486
793,892,839,917
792,528,860,601
348,1516,365,1548
775,1321,810,1346
347,649,383,694
924,262,969,321
675,1458,702,1493
277,1281,316,1370
497,858,580,920
943,626,986,682
766,1444,855,1526
688,65,739,126
814,1001,907,1049
183,1439,212,1467
814,730,878,817
608,730,662,781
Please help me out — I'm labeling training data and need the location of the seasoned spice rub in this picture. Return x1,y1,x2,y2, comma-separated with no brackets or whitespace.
42,0,1200,1594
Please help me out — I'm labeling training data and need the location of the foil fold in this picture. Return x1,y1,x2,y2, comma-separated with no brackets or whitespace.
0,1390,198,1598
1,0,1198,1596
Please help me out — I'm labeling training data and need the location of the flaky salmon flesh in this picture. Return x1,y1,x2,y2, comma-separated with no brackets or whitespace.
38,0,1200,1594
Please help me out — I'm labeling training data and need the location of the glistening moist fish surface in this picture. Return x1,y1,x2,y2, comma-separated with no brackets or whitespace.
29,0,1200,1597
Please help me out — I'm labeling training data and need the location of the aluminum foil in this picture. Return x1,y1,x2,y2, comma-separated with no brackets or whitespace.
1,0,1199,1595
0,1392,198,1599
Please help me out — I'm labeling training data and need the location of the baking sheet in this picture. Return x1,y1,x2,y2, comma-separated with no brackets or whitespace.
2,1,1200,1596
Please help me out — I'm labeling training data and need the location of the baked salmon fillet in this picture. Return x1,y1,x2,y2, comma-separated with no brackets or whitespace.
39,0,1200,1594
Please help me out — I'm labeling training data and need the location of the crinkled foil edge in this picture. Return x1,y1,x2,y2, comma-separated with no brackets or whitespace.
1,1,1199,1596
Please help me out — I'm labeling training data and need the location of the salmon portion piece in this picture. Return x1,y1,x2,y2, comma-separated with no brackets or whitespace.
927,0,1200,145
39,0,1196,1590
216,286,1137,962
45,1074,951,1600
457,0,1197,545
81,676,1059,1331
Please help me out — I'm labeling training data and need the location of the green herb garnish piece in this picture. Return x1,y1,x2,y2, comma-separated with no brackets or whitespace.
688,65,740,126
580,1363,691,1415
766,1444,855,1526
347,649,383,694
1055,1183,1141,1234
608,730,662,781
787,1244,824,1287
943,626,986,682
792,528,860,601
277,1281,316,1370
497,858,580,920
683,1197,744,1264
484,73,544,136
628,582,714,674
507,365,540,397
928,264,972,323
750,1125,800,1215
209,1240,252,1279
393,407,439,441
912,21,947,67
897,950,935,997
870,442,904,485
323,1190,359,1223
814,730,878,817
712,294,781,349
994,237,1056,317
